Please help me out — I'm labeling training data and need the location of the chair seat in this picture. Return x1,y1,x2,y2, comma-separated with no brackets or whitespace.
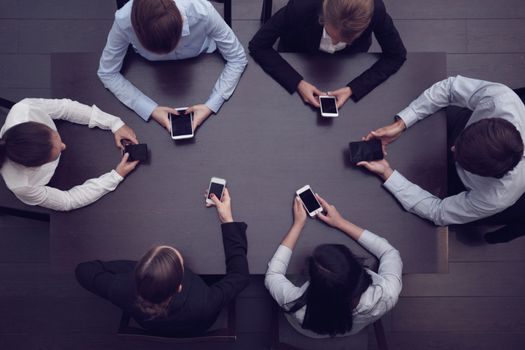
277,311,368,350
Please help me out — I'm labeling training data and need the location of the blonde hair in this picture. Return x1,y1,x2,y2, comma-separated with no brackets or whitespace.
134,245,184,319
321,0,374,43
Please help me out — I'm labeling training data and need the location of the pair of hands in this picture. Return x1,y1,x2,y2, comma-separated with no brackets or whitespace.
357,118,407,181
292,193,346,230
151,105,212,133
113,125,140,178
297,80,352,109
206,187,234,224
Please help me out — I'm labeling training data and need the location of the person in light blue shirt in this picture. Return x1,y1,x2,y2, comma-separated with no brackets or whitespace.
98,0,247,132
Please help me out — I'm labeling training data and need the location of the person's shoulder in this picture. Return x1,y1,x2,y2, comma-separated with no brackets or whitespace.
286,0,322,15
114,0,133,31
178,0,211,21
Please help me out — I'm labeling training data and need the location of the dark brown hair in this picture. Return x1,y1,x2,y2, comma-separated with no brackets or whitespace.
321,0,374,43
135,245,184,319
0,122,54,168
131,0,183,54
455,118,524,179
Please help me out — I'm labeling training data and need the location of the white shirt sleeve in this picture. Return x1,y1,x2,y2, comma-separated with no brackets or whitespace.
12,170,124,211
383,170,507,226
358,230,403,306
203,1,248,113
97,20,158,121
265,245,308,308
397,75,508,128
25,98,125,133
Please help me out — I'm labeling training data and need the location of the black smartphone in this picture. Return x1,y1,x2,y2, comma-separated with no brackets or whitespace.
123,143,148,162
348,139,384,163
170,109,194,140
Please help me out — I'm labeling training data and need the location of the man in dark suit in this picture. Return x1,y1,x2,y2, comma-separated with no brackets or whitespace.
75,188,249,336
249,0,406,110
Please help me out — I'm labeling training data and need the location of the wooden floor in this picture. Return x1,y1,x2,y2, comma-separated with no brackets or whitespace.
1,1,525,349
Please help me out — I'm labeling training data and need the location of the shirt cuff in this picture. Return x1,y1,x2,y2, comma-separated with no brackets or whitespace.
110,169,124,183
396,106,418,128
91,105,125,133
357,229,374,246
136,99,158,122
111,119,125,133
205,94,225,114
383,170,409,194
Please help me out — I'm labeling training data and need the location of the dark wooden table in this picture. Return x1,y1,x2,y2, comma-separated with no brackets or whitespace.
48,51,448,274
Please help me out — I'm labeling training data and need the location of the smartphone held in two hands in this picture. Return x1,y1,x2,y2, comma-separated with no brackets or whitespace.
319,96,338,117
170,108,194,140
296,185,323,217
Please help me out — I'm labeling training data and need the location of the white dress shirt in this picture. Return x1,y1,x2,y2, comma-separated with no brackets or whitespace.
98,0,247,121
0,98,125,211
383,75,525,226
265,230,403,338
318,28,347,54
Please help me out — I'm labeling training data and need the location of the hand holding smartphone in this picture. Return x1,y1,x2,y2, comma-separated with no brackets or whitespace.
319,96,338,117
206,177,226,205
170,108,194,140
120,139,148,162
296,185,323,217
348,139,384,164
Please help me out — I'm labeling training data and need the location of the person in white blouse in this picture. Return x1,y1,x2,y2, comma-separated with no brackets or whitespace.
357,76,525,243
0,98,140,211
265,194,402,338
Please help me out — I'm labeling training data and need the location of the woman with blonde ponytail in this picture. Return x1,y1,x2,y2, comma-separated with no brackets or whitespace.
249,0,406,112
75,188,250,336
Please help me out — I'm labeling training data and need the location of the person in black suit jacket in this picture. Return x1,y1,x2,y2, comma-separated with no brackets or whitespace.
249,0,406,110
75,188,249,336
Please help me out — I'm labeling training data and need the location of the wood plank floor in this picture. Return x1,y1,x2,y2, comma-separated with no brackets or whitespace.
1,1,524,349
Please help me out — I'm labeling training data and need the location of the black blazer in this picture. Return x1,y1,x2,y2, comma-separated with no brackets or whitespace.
249,0,407,101
75,222,249,337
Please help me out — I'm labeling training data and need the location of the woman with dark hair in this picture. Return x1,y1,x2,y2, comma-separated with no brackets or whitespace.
0,98,139,211
265,194,402,337
75,188,250,336
249,0,406,111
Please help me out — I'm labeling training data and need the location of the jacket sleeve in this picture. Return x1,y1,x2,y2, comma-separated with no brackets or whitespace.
75,260,136,300
248,1,304,93
347,0,407,101
206,222,250,310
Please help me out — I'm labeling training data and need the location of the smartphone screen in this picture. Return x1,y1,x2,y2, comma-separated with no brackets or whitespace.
124,144,148,162
299,189,321,213
349,139,384,163
170,112,193,137
320,96,337,114
208,182,224,200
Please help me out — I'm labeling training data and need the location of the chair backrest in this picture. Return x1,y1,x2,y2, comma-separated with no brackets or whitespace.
272,303,370,350
117,301,237,343
116,0,232,27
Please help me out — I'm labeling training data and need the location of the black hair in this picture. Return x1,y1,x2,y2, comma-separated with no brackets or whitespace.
0,122,54,168
286,244,372,336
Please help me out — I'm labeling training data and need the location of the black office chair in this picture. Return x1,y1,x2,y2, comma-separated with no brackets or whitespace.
0,97,15,109
117,301,237,344
116,0,232,28
261,0,273,23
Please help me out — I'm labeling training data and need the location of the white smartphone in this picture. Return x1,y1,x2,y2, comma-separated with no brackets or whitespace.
170,107,194,140
319,96,339,117
206,177,226,205
296,185,323,217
